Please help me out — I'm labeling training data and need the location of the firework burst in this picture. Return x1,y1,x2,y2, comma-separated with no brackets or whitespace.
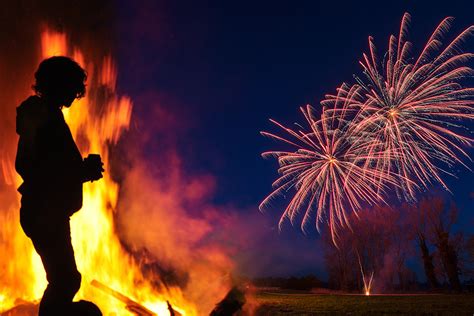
323,13,474,199
260,104,397,241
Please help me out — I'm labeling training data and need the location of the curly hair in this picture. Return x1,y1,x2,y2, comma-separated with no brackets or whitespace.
33,56,87,99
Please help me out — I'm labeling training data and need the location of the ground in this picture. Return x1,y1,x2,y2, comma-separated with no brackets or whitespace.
254,291,474,315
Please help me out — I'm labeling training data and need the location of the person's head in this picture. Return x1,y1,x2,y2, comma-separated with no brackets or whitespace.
33,56,87,108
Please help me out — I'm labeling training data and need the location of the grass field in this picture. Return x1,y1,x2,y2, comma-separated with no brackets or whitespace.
254,291,474,315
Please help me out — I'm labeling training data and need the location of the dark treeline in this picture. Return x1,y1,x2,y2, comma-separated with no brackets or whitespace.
322,196,474,293
253,275,324,291
250,196,473,293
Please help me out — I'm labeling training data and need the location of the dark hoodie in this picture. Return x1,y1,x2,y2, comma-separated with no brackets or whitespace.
16,95,84,217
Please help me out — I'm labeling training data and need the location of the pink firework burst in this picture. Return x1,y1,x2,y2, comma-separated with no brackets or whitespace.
260,104,397,241
323,13,474,200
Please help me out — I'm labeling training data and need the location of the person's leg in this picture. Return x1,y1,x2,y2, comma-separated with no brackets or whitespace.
28,218,81,315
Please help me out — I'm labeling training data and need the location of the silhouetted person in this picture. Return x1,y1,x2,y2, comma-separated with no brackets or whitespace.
15,56,104,316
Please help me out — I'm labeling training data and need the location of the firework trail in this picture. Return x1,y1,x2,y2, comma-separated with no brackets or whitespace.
356,250,374,296
323,13,474,199
260,104,397,241
261,13,474,239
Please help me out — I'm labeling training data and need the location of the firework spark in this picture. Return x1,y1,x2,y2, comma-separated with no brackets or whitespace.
323,13,474,199
260,105,396,241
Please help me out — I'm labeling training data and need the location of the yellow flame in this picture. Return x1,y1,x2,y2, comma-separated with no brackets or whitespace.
0,169,46,310
41,31,67,57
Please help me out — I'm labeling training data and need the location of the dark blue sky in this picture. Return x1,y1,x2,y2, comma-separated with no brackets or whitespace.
115,1,474,277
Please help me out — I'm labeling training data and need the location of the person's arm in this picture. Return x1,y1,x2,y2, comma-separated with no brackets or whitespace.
15,135,35,181
15,104,41,183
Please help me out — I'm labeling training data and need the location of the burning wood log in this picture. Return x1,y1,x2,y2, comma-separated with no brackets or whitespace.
167,301,176,316
90,280,182,316
91,280,156,316
166,301,182,316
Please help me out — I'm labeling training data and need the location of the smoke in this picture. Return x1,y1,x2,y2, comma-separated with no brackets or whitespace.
109,91,233,313
117,164,234,313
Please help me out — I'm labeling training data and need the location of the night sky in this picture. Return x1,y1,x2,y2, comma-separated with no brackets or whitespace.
113,1,474,278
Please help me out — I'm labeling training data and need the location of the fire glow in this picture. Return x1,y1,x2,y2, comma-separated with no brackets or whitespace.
0,29,197,315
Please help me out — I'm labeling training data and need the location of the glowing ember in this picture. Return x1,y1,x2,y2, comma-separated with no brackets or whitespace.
0,28,197,316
